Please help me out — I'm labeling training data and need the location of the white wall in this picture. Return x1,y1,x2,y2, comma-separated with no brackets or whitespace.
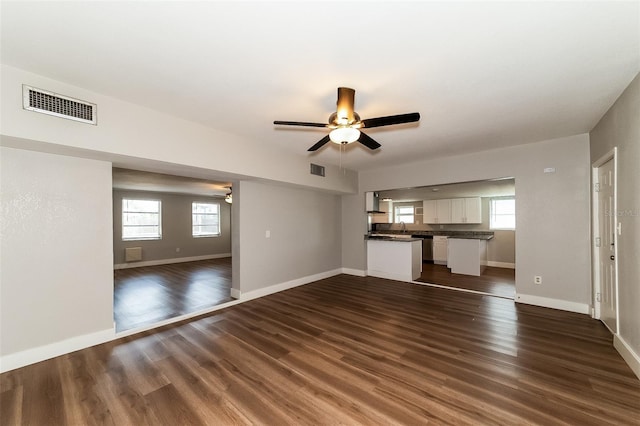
0,64,358,194
344,134,592,311
0,147,114,369
590,72,640,376
238,180,342,295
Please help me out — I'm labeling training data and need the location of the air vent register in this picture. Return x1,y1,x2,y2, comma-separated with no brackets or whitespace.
22,85,97,125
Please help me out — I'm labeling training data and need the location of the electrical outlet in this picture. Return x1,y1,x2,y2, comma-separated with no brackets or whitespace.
176,247,180,253
534,276,542,285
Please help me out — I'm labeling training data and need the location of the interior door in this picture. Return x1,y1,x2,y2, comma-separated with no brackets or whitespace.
597,158,617,333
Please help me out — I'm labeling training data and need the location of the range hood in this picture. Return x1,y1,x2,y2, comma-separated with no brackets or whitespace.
365,192,384,213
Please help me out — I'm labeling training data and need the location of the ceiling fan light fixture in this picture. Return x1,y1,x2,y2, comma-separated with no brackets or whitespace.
329,127,360,144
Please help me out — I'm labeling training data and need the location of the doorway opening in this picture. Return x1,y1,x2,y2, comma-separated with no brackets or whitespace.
112,168,235,333
592,148,618,334
373,178,516,298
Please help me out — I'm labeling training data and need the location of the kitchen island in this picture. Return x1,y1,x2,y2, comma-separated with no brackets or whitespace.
447,235,493,276
367,237,422,282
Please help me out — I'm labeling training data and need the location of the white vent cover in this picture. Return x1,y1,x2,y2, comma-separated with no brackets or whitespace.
125,247,142,262
22,85,97,125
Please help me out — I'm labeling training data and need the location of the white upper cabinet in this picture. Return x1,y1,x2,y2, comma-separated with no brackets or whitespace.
423,199,452,224
464,197,482,223
424,197,481,224
451,199,465,223
423,200,437,223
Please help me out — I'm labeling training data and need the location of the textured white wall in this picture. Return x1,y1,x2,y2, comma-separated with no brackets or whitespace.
590,72,640,367
238,180,342,293
0,147,114,358
345,134,591,307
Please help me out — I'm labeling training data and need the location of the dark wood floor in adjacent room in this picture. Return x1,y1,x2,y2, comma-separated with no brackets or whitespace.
114,258,232,332
418,263,516,298
2,274,638,425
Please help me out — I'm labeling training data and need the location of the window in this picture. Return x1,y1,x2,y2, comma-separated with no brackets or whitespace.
122,199,161,240
490,197,516,230
394,205,415,224
192,202,220,237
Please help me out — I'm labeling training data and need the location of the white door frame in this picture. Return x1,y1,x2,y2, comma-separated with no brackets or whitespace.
591,147,618,331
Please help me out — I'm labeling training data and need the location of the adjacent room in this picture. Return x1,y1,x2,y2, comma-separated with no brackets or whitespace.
1,2,639,424
112,168,234,332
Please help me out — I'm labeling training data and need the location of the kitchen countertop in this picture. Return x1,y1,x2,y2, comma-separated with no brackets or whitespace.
366,230,494,240
446,234,493,240
366,235,423,242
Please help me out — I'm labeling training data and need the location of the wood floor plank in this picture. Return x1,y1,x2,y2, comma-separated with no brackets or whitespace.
2,273,639,425
417,263,516,298
144,383,205,425
0,385,23,425
114,258,232,332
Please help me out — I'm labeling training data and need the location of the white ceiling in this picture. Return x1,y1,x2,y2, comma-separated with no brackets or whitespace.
112,168,231,197
2,2,639,172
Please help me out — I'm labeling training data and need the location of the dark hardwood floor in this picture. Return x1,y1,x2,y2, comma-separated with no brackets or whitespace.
114,258,232,332
418,263,516,298
2,274,638,425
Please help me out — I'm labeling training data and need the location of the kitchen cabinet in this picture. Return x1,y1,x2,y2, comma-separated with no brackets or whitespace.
451,197,482,224
447,238,487,276
433,236,448,265
367,239,422,282
423,199,451,224
424,197,481,224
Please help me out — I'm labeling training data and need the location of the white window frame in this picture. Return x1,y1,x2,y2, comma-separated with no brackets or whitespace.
490,197,516,230
394,205,415,224
122,198,162,241
192,202,221,237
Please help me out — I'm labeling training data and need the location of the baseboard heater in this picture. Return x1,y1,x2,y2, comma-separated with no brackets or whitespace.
125,247,142,262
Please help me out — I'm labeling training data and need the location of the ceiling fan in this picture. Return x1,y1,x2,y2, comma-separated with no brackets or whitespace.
274,87,420,152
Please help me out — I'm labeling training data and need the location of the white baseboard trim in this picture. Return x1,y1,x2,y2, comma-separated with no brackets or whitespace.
486,261,515,269
614,334,640,380
515,293,590,314
0,327,115,373
236,268,343,302
114,253,231,270
230,288,241,299
341,268,366,277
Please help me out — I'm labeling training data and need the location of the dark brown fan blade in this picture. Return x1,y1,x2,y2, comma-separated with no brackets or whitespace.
361,112,420,128
358,132,381,150
308,135,331,151
274,120,328,128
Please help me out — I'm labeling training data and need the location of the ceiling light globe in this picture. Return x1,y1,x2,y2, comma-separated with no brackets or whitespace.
329,127,360,144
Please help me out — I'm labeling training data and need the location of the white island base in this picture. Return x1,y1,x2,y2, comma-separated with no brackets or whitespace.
367,239,422,282
447,238,488,276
